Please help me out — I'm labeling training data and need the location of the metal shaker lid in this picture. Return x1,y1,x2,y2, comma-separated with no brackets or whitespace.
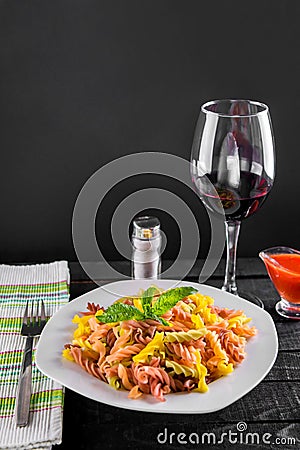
132,216,160,239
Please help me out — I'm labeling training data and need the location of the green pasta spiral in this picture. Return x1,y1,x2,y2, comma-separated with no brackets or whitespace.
165,360,199,378
164,329,206,343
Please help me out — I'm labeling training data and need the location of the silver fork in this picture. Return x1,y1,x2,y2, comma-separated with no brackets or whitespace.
15,297,47,427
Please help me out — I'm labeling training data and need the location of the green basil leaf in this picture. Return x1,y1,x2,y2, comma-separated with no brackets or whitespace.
141,286,158,307
142,303,152,316
151,286,197,317
96,303,144,324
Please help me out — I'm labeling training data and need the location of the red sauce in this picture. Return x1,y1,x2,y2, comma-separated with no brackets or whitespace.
264,253,300,304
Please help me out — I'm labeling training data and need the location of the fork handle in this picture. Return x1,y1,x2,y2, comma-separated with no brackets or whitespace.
15,336,33,427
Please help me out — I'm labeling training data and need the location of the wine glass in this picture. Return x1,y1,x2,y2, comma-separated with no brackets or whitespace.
191,99,275,307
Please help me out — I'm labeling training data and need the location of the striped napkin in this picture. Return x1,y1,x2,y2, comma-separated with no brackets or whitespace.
0,262,70,450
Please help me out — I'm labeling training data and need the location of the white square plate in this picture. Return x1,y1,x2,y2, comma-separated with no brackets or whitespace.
35,280,278,414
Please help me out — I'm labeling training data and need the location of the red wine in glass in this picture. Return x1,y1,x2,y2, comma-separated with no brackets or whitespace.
191,99,275,307
194,171,272,221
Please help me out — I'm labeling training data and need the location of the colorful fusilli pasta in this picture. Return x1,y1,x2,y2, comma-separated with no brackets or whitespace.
63,287,257,402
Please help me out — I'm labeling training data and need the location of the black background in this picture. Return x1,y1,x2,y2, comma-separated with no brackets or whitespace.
0,0,299,263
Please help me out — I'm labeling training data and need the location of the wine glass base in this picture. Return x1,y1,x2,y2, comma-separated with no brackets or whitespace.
238,291,264,309
275,300,300,320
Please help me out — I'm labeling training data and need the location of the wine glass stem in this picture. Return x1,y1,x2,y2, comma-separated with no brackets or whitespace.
222,220,241,295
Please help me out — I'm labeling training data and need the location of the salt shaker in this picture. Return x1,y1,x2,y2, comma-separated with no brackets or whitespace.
131,216,161,279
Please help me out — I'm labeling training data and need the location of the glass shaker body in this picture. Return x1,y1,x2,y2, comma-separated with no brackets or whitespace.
131,216,161,279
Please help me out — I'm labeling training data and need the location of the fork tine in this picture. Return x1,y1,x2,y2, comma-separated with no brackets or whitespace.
36,298,40,323
40,298,46,321
23,300,29,325
30,298,35,324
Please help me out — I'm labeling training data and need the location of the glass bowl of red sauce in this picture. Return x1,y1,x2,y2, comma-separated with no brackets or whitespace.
259,246,300,320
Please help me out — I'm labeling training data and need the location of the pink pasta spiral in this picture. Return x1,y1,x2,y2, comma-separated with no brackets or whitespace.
169,305,192,322
106,328,117,349
81,302,104,315
121,320,157,334
165,342,197,366
70,346,106,382
131,358,176,401
219,330,246,364
109,329,132,354
211,306,244,319
132,328,153,345
118,364,134,390
88,321,111,340
204,330,229,371
232,324,257,338
106,343,145,364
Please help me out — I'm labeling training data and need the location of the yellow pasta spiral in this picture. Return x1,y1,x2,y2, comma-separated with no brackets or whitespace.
133,332,165,363
72,314,93,338
188,293,214,308
176,300,196,313
205,330,228,361
62,348,74,361
228,314,251,328
193,349,208,393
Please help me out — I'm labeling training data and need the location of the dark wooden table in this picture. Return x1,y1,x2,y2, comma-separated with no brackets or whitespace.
57,259,300,450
